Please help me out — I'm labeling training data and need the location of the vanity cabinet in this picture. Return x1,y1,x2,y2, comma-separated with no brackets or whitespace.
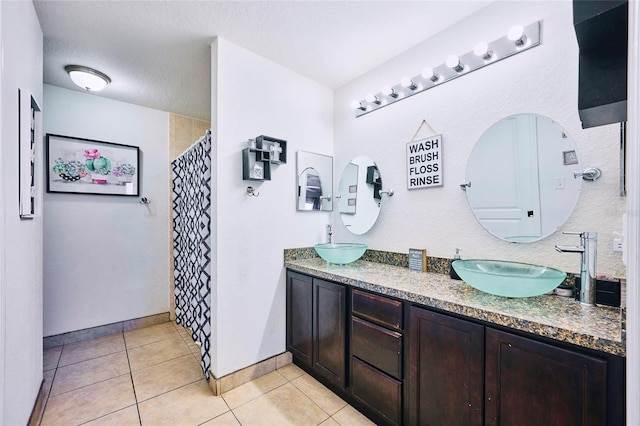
286,271,346,388
409,305,618,426
408,306,484,425
350,289,404,425
286,269,624,426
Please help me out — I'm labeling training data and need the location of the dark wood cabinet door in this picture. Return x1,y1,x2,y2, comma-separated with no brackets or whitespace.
485,328,607,426
286,272,313,367
313,278,346,388
409,306,484,426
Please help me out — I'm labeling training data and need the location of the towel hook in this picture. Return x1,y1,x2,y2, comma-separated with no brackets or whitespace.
140,197,151,205
246,186,259,197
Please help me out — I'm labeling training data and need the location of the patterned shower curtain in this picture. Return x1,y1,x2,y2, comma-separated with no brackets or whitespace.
171,130,212,378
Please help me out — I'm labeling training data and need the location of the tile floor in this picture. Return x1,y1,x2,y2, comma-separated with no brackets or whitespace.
41,321,375,426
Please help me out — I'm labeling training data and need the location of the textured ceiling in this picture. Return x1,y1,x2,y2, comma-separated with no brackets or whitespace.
34,1,491,121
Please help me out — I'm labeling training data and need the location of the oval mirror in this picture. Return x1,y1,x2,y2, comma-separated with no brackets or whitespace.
338,155,383,235
296,151,333,211
465,113,582,242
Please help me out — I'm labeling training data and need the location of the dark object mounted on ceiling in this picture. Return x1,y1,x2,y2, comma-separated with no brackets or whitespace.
573,0,628,128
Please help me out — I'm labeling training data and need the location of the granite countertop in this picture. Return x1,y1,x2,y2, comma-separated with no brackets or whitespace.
285,256,626,357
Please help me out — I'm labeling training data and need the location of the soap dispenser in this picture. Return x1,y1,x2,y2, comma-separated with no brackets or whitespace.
449,248,462,280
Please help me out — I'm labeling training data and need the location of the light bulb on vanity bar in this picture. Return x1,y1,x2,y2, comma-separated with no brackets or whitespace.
382,85,398,98
400,77,418,90
508,24,527,46
446,55,464,72
350,100,366,111
474,41,493,60
365,93,381,105
421,67,439,82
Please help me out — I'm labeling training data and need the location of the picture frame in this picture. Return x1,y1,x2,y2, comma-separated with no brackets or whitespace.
406,134,443,190
563,150,579,165
46,134,140,196
19,89,41,218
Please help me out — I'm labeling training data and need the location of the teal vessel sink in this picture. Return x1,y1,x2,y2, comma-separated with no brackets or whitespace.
452,259,566,298
314,243,368,265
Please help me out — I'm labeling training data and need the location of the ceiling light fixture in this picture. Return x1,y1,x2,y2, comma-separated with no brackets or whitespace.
65,65,111,92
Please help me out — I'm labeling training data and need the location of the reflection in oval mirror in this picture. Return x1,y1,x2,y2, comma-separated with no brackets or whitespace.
338,155,383,235
465,113,582,242
296,151,333,211
298,167,324,210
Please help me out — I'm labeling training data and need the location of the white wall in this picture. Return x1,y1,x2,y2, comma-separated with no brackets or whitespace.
211,38,334,377
43,85,169,336
0,1,43,424
334,1,625,277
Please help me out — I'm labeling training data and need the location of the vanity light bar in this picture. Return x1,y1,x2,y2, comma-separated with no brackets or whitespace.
351,21,541,118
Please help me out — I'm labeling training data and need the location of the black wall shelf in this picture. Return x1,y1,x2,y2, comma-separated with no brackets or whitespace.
242,135,287,181
242,148,272,181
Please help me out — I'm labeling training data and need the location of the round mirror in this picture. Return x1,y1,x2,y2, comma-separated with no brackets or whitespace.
465,113,582,242
338,155,383,235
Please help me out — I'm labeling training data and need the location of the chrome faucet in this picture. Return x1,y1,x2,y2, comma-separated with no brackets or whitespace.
555,231,597,306
327,224,333,244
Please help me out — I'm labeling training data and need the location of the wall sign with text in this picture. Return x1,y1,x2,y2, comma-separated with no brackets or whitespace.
406,135,443,189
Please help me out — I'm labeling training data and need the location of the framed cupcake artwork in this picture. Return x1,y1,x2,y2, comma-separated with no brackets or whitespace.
46,134,140,196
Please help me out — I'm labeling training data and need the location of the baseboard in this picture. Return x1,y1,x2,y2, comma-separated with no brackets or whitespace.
27,378,46,426
207,351,292,395
43,312,170,349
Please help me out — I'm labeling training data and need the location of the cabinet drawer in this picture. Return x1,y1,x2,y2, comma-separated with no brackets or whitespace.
352,316,402,379
351,357,402,425
352,289,403,330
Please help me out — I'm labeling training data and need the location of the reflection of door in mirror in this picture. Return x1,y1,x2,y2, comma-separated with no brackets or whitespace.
296,151,333,212
298,167,323,210
339,163,358,214
465,114,582,243
467,115,542,240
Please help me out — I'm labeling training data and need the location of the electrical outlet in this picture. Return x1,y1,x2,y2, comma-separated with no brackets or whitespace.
554,177,565,190
613,238,623,252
